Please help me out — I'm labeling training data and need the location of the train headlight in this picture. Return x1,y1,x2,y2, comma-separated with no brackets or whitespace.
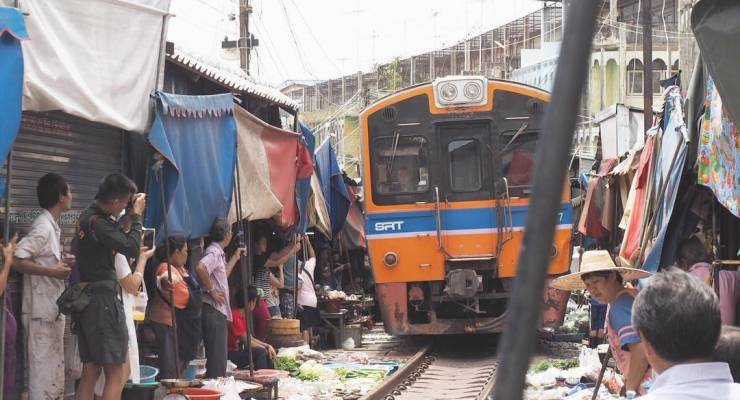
383,252,399,268
550,245,559,260
439,83,458,102
463,81,482,99
433,76,488,107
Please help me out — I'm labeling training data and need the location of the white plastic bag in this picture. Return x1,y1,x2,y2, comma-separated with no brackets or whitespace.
342,338,356,350
202,377,259,400
578,347,602,375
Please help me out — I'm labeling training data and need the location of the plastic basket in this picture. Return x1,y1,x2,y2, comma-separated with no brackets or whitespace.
139,365,159,383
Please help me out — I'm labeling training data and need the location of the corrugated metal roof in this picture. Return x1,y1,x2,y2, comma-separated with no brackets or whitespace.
166,47,298,111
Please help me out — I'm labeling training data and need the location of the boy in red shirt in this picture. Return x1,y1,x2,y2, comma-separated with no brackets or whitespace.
228,286,275,369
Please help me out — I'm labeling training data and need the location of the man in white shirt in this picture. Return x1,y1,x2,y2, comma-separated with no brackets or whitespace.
297,237,318,345
632,268,740,399
13,173,73,400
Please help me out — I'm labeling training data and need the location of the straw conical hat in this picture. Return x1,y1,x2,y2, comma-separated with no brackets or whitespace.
550,250,651,291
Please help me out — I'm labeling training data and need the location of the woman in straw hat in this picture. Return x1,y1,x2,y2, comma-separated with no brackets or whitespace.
552,250,653,396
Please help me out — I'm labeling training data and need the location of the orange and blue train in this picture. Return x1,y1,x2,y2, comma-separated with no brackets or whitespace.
360,76,573,335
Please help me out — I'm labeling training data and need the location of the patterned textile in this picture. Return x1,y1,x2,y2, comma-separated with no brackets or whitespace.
698,77,740,218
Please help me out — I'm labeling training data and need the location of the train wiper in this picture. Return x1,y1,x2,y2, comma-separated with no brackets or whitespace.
499,122,528,156
387,129,401,181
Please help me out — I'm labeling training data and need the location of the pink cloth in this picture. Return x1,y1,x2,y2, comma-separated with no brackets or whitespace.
688,263,740,325
621,136,656,263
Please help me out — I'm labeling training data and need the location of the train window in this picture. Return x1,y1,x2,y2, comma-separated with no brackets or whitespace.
448,139,482,192
500,132,538,196
373,136,430,194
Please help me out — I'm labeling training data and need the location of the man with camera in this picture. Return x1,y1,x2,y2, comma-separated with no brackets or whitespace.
73,174,145,400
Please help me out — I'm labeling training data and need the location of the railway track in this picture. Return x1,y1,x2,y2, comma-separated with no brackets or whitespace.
361,337,499,400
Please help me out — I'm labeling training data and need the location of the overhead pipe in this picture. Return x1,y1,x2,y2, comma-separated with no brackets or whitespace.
488,1,600,399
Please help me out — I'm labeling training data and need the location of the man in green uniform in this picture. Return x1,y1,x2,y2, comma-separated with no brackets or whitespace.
74,174,145,400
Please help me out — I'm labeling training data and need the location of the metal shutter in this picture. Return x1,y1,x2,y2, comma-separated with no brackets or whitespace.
8,111,123,248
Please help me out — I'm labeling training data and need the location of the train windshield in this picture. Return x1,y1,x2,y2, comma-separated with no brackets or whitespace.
448,139,482,192
500,130,538,196
373,135,430,194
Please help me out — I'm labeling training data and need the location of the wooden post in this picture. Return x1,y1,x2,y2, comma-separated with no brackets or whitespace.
239,0,252,74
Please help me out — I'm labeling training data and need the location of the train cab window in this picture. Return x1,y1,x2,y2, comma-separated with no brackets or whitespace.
500,131,538,197
373,136,430,194
448,139,482,192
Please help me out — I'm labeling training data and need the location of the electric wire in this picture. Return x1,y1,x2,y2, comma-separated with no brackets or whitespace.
275,0,345,107
286,0,343,75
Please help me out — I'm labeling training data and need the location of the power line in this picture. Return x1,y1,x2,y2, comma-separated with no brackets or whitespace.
275,0,344,107
251,15,291,79
194,0,224,13
253,47,263,76
277,0,314,75
286,0,343,75
596,17,693,38
253,42,288,81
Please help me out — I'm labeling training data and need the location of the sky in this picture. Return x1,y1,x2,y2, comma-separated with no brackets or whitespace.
167,0,544,86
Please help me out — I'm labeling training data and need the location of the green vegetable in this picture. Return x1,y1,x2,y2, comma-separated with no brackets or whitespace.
296,360,335,381
532,360,552,373
334,367,386,382
530,358,578,373
275,356,301,372
552,358,578,370
297,370,321,381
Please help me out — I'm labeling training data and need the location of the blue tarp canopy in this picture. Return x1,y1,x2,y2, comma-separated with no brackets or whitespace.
0,7,27,197
314,139,350,236
296,123,316,234
146,92,237,241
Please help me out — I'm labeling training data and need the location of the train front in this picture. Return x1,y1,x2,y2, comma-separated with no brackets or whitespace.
360,76,573,335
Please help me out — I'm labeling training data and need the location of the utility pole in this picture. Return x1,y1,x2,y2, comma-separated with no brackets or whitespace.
239,0,252,74
642,0,653,130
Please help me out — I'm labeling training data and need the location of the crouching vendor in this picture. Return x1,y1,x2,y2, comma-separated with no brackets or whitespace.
551,250,653,396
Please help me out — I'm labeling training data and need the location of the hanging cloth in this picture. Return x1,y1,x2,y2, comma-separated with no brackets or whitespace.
314,140,350,236
578,159,618,238
146,92,237,241
296,123,317,234
0,7,27,197
339,185,366,250
230,106,313,230
620,135,656,264
696,77,739,218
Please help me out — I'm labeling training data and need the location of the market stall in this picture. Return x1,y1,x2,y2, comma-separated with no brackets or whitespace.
316,290,375,350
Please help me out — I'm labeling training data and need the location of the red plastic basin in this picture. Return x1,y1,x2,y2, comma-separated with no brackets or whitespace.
177,388,223,399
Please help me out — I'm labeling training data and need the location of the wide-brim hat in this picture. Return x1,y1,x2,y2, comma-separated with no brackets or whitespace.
550,250,651,291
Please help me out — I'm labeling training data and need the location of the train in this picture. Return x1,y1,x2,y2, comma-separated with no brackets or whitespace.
360,76,573,335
